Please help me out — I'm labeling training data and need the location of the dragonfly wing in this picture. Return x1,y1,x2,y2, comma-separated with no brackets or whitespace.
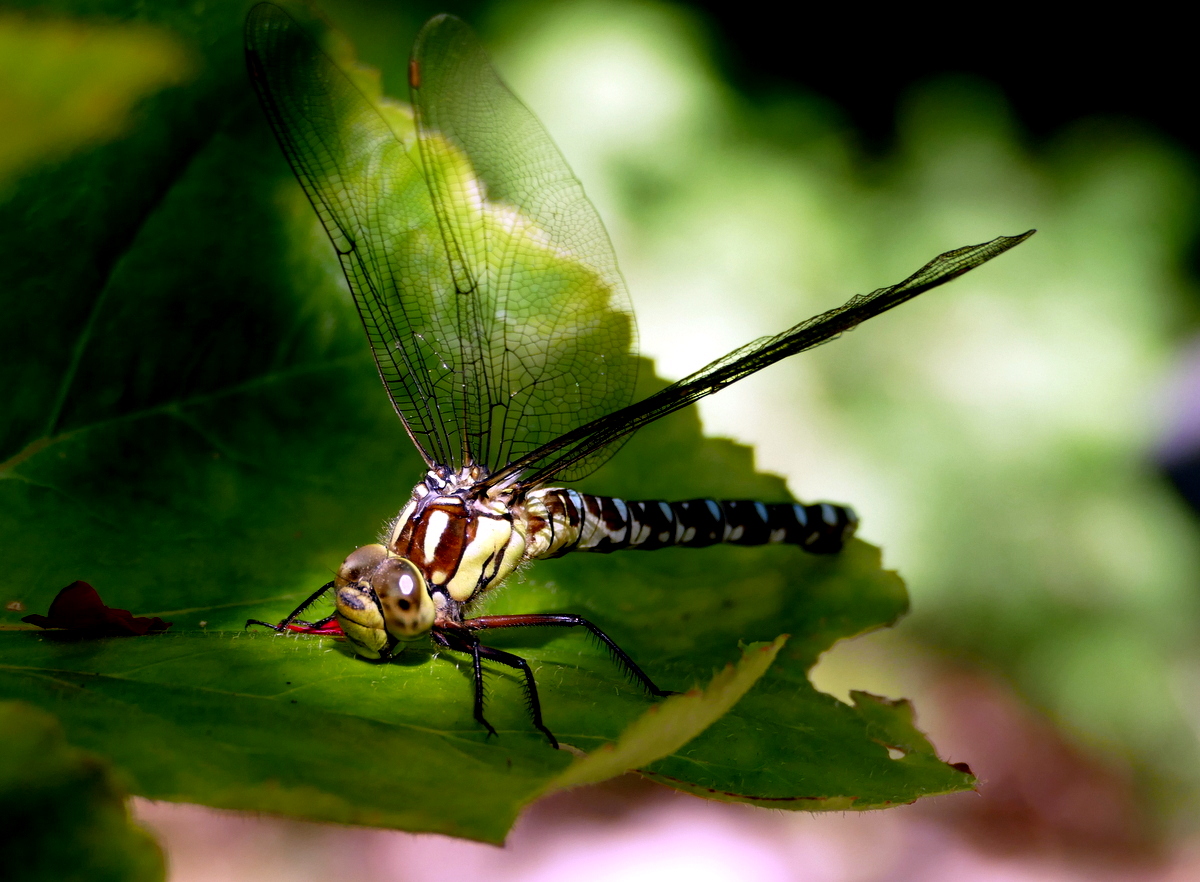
489,231,1036,488
410,15,638,478
246,3,461,467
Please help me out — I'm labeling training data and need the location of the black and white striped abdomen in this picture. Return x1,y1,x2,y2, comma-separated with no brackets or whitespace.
532,490,857,557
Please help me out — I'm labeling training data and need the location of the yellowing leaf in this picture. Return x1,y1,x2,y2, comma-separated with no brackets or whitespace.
0,13,192,184
547,635,786,791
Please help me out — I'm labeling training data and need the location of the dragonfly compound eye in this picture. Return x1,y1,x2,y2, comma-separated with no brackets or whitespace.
336,543,389,584
334,583,388,659
373,557,435,640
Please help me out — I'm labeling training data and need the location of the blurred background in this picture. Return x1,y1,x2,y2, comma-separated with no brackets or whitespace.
7,0,1200,877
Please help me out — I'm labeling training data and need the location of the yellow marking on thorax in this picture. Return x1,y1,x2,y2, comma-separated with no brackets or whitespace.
445,514,521,602
388,499,417,548
423,509,450,565
499,521,527,577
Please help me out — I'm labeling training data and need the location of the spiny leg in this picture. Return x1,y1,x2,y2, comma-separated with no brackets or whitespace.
246,580,336,632
465,614,676,698
432,628,497,740
434,626,559,748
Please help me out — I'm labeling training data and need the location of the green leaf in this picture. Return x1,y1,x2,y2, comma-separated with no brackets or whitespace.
0,12,193,188
546,636,787,792
0,0,972,842
0,701,164,882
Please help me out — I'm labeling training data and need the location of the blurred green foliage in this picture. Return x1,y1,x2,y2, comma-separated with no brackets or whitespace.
0,701,164,882
484,0,1200,828
0,11,192,187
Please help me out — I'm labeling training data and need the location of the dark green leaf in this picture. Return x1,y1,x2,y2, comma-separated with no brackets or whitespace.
0,701,164,882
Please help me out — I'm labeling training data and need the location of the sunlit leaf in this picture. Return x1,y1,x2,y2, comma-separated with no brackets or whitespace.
0,12,191,185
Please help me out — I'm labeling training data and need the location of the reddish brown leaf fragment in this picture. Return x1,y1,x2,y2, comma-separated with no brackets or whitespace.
22,581,172,636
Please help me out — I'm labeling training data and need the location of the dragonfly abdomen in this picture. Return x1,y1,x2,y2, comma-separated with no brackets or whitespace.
524,488,857,558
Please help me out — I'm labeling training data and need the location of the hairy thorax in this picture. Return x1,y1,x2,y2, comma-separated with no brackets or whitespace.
383,465,572,616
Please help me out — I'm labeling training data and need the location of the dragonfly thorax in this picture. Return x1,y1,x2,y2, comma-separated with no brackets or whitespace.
329,465,528,660
384,467,528,607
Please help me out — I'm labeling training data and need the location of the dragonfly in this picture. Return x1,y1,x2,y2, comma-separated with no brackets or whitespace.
243,2,1032,748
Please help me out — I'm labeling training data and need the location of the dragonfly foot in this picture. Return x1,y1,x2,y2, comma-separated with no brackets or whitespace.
245,618,284,632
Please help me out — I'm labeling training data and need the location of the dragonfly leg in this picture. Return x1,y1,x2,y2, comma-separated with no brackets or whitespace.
475,643,559,749
465,614,677,698
246,580,335,632
434,626,559,748
280,614,340,633
432,628,497,740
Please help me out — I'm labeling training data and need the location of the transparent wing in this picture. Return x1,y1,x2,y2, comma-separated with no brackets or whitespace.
485,232,1035,490
245,4,637,475
410,15,637,477
247,3,449,467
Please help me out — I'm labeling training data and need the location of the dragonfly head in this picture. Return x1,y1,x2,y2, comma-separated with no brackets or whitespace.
333,544,435,659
